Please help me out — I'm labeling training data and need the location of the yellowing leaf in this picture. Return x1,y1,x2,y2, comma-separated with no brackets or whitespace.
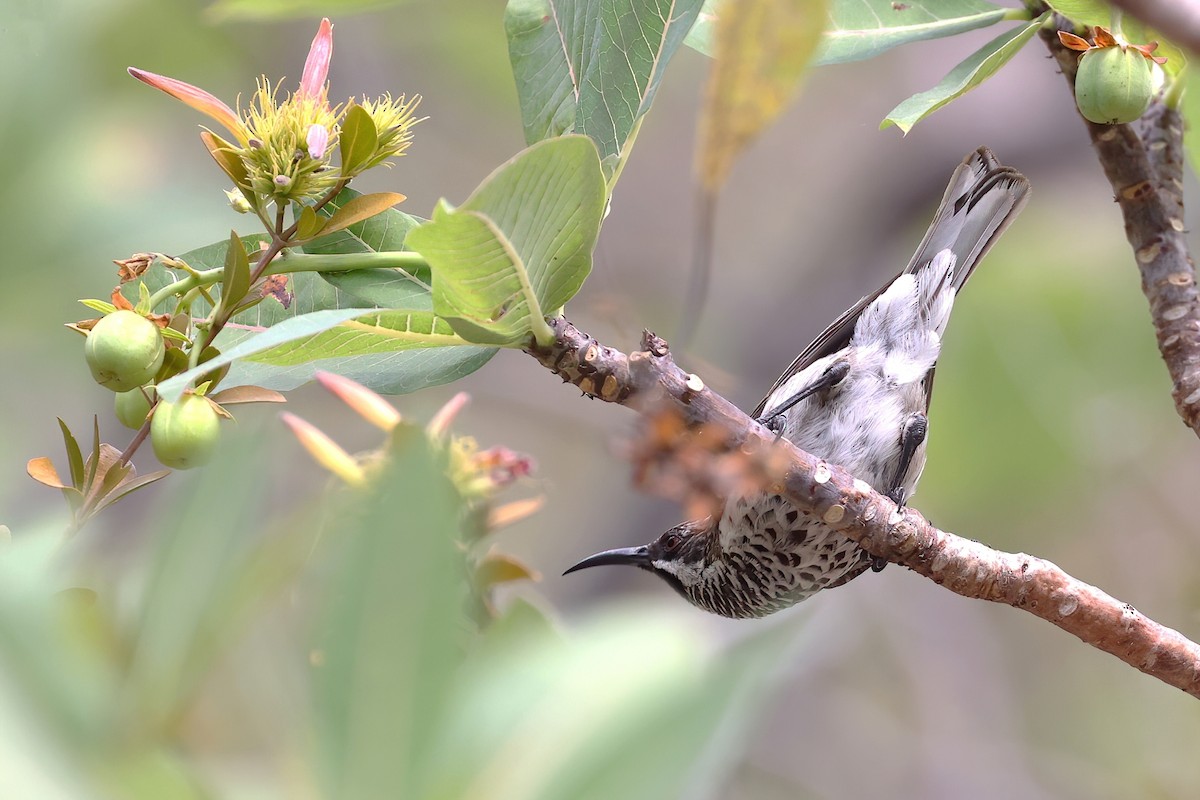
697,0,827,191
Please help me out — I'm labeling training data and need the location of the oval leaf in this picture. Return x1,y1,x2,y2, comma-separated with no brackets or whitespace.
406,136,605,347
881,14,1048,134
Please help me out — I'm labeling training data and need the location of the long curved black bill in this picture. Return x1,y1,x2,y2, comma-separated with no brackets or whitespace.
563,545,650,575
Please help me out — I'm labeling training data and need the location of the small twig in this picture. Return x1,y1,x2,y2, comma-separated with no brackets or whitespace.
1041,23,1200,437
526,317,1200,698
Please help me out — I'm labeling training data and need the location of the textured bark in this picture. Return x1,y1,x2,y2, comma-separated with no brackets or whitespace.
1042,24,1200,437
527,319,1200,698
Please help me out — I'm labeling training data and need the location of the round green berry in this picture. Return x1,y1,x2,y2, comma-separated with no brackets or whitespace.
84,311,165,392
151,395,221,469
1075,46,1154,125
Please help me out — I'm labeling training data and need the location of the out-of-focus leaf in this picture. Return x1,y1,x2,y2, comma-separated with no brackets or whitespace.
1181,67,1200,176
688,0,1017,65
475,552,541,588
423,607,804,800
505,0,705,176
123,435,267,732
313,426,464,798
207,0,402,21
155,308,378,401
0,525,117,750
406,136,605,346
697,0,827,192
882,14,1048,134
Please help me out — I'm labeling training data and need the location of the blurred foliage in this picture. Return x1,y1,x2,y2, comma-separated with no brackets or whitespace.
6,0,1200,798
0,421,804,798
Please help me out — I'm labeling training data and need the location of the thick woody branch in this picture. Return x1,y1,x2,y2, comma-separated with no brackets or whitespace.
1042,24,1200,437
527,317,1200,698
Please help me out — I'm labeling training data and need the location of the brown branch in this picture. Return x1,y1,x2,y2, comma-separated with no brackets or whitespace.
1042,23,1200,437
1107,0,1200,57
527,318,1200,698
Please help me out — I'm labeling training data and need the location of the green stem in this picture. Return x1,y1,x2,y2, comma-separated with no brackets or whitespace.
147,250,431,310
277,251,431,273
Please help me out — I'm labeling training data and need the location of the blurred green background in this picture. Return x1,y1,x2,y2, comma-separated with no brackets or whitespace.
4,0,1200,797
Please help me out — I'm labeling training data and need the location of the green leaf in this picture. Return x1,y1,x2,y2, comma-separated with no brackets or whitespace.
505,0,705,175
225,345,498,395
296,206,327,241
697,0,827,191
422,608,806,800
882,14,1048,134
406,136,605,347
313,427,464,799
248,310,471,365
57,418,85,489
338,103,379,176
688,0,1018,66
221,231,252,310
155,308,380,401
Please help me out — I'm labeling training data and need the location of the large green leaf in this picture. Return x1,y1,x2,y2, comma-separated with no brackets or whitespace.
688,0,1019,66
156,307,379,401
406,136,605,347
224,345,498,395
881,14,1048,134
505,0,705,175
247,310,470,365
312,427,464,798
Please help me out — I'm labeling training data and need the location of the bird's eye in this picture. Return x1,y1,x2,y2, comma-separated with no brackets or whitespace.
663,533,682,551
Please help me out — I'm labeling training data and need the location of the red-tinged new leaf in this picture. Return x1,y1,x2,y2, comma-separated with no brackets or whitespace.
208,386,287,405
474,551,542,588
320,192,406,238
27,457,68,489
485,496,545,532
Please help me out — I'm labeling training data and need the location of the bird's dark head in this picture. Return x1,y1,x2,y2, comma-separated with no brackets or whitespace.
565,519,773,619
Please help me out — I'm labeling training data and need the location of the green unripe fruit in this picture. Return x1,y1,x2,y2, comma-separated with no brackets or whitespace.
84,311,166,392
151,395,221,469
1075,46,1154,125
115,386,156,430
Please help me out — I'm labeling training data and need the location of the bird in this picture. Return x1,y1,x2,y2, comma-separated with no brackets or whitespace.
564,147,1030,619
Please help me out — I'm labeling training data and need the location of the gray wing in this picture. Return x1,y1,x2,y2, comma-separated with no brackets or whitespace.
752,146,1030,418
